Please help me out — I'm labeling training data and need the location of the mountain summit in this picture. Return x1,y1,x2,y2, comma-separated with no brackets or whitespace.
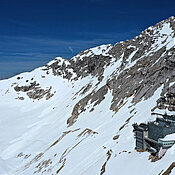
0,16,175,175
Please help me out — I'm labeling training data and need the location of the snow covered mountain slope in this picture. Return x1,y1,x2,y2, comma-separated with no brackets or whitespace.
0,16,175,175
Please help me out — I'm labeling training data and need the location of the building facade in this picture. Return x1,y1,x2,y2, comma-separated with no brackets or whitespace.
133,113,175,153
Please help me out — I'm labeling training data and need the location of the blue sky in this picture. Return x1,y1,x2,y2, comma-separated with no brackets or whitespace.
0,0,174,78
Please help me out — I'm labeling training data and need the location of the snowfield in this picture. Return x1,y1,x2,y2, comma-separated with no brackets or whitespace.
0,16,175,175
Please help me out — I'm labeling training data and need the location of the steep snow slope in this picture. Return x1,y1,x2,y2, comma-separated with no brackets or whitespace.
0,16,175,175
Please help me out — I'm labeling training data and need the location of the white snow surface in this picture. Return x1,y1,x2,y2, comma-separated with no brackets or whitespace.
72,44,113,61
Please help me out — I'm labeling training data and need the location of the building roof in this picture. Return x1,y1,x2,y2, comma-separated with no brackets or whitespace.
160,133,175,141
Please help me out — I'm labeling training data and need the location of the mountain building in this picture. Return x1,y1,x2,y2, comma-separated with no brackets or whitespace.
133,113,175,154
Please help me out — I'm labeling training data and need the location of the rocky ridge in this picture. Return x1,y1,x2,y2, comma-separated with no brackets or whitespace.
43,16,175,126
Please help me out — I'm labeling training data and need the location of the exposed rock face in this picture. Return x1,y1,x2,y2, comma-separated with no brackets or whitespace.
14,81,40,92
14,82,54,100
67,85,109,126
109,46,175,110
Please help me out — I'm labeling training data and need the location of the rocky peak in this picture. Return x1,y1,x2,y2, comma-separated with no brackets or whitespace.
45,17,174,82
65,17,175,126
